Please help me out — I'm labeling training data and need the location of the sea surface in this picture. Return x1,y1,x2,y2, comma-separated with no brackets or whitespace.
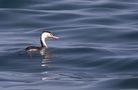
0,0,138,90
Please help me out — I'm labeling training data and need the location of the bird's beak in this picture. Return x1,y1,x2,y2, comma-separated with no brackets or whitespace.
52,36,59,40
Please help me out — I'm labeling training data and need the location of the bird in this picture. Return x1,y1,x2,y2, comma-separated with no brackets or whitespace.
25,31,59,56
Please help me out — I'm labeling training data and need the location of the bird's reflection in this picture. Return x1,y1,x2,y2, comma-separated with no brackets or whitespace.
40,51,55,81
26,50,55,81
40,50,53,67
26,49,53,66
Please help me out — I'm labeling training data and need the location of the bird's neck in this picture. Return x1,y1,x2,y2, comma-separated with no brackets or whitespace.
40,37,48,48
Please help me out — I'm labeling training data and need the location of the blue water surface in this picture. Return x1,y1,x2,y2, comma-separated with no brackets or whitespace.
0,0,138,90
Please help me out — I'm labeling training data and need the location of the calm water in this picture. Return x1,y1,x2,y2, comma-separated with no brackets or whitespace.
0,0,138,90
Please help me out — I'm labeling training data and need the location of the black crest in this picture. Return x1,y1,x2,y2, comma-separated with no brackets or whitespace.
43,31,55,36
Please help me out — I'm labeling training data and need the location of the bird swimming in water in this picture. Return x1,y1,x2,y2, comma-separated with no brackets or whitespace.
25,31,59,56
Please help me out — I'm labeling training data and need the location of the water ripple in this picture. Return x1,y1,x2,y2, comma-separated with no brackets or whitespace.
0,0,138,89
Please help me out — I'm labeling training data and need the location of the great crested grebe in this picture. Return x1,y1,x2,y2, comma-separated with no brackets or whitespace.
25,31,59,55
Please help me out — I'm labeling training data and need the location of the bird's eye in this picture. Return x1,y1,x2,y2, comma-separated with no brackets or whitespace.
50,33,52,36
50,33,54,36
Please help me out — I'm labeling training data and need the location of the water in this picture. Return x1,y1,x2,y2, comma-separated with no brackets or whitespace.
0,0,138,90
